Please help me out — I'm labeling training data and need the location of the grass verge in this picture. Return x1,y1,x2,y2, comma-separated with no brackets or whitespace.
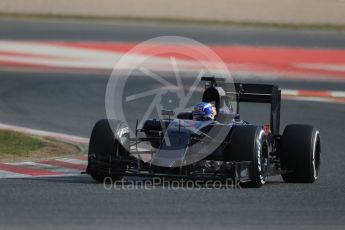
0,129,81,162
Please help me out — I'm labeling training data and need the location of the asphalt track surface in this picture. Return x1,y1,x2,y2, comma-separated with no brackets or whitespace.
1,18,345,48
0,19,345,230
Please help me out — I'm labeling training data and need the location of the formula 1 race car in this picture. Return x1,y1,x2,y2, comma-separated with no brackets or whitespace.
86,77,321,187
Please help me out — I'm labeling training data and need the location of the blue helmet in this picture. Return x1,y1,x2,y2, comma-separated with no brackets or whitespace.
192,102,216,120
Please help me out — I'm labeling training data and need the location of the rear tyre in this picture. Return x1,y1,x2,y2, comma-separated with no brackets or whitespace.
280,124,320,183
227,125,269,188
87,119,125,183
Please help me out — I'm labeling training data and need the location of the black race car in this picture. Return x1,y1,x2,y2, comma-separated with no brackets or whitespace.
86,77,321,187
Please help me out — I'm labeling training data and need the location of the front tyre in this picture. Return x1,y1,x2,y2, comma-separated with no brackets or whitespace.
228,125,269,188
87,119,127,182
280,124,321,183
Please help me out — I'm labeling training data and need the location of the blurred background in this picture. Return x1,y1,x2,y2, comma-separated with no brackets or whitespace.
0,0,344,135
0,1,344,230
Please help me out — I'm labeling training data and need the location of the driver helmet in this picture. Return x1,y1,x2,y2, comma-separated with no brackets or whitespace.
192,102,217,121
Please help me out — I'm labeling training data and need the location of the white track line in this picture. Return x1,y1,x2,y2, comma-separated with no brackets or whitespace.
283,96,342,103
0,41,193,70
56,158,88,165
332,91,345,98
8,161,82,174
0,170,31,178
281,89,298,96
282,89,345,98
296,63,345,72
0,123,89,144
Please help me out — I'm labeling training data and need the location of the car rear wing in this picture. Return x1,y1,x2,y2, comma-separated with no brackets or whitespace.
201,77,281,135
